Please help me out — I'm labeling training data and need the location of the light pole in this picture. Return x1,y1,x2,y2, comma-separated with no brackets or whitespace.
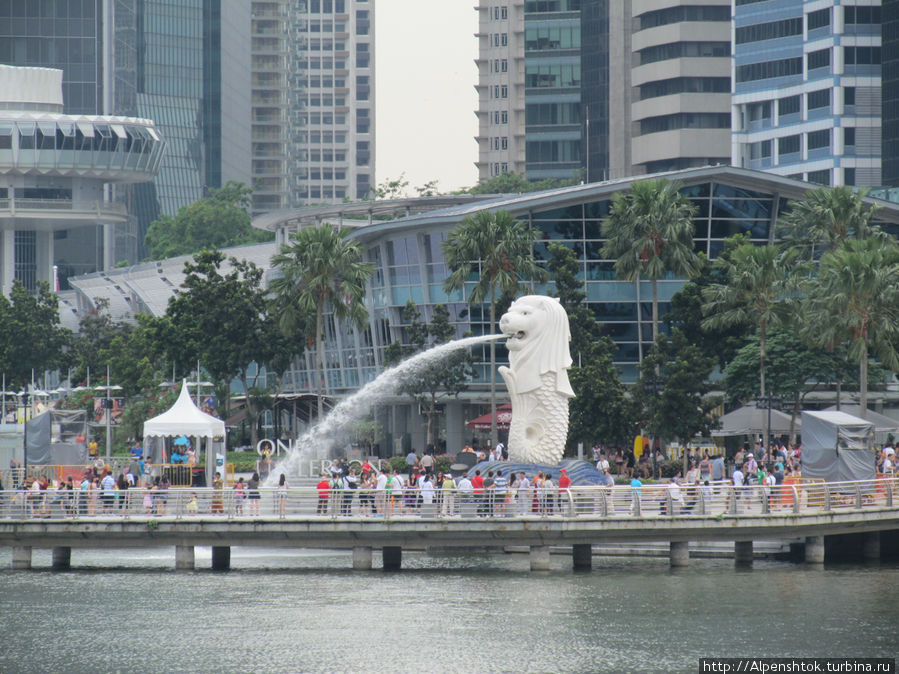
18,388,29,479
95,365,122,461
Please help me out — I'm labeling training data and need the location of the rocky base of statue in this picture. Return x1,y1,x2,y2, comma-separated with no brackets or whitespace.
498,295,574,466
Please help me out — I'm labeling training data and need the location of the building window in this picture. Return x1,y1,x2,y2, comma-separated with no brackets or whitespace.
778,95,800,117
845,6,881,24
844,87,856,106
807,169,830,185
735,18,802,45
807,88,831,110
844,127,856,146
807,129,830,150
844,47,881,65
807,49,830,71
807,8,830,31
639,41,730,65
736,57,802,83
778,135,800,155
501,59,508,72
844,168,856,185
501,33,508,46
501,85,508,98
501,136,508,150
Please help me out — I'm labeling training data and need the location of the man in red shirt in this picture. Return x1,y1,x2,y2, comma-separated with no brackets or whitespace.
471,469,485,516
557,468,572,513
316,474,330,515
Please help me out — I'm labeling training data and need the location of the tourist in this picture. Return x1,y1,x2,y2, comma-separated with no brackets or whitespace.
471,469,485,516
629,474,642,515
494,470,508,517
100,470,116,513
699,452,711,483
142,458,154,487
403,469,419,514
625,449,636,479
233,477,246,515
275,473,289,517
247,472,261,516
712,453,725,484
392,469,406,514
483,470,495,516
79,474,90,516
185,492,198,515
343,468,358,516
614,448,625,476
542,472,555,515
157,474,170,515
384,470,397,517
457,472,473,516
667,473,685,516
686,459,700,485
420,451,435,475
596,452,610,474
441,472,457,516
514,471,530,516
406,449,418,472
315,473,329,515
359,470,375,516
143,480,155,515
420,473,435,513
375,468,388,516
210,472,224,514
557,468,571,514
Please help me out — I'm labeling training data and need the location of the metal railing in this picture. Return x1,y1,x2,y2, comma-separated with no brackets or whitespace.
0,477,896,521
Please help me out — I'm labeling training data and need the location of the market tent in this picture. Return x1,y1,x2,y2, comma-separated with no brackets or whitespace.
143,381,225,476
822,405,899,435
466,404,512,431
801,410,875,482
710,404,799,437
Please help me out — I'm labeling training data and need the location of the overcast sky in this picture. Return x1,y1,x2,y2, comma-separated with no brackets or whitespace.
375,1,479,194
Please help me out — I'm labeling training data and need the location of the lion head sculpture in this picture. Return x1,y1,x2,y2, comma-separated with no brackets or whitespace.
499,295,574,397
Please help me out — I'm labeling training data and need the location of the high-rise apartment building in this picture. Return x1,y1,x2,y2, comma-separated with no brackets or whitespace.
476,1,731,184
881,0,899,185
733,1,882,187
0,0,251,278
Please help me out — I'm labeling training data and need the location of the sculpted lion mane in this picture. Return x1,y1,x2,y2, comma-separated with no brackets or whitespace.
498,295,574,465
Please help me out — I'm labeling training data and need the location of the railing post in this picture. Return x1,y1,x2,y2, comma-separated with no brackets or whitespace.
728,487,737,515
698,487,705,516
600,488,608,517
887,479,894,508
824,484,832,512
665,492,674,517
761,486,770,515
791,486,800,514
632,488,641,517
855,483,862,509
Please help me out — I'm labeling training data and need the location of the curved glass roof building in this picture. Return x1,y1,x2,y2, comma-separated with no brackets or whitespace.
0,65,163,296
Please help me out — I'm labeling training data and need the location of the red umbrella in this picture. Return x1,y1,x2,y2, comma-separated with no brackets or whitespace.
466,404,513,431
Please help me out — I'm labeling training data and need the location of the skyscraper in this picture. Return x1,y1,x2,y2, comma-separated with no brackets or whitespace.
476,1,732,184
733,1,882,187
0,0,251,276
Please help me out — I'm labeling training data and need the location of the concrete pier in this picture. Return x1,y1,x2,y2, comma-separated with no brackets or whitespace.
51,546,71,570
734,541,753,566
572,544,592,570
175,545,195,570
12,546,32,570
530,545,551,571
805,536,825,564
353,546,373,570
669,541,690,567
863,532,880,561
211,546,230,570
382,546,402,570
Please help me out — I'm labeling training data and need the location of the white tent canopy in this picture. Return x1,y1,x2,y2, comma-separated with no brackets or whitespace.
822,405,899,435
143,381,225,440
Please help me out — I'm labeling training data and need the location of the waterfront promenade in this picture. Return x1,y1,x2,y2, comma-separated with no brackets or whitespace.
2,478,898,571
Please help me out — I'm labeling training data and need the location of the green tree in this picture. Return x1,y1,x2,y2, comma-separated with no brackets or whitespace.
0,280,71,389
371,174,409,199
633,331,720,448
443,209,547,446
466,172,579,195
144,181,272,259
385,301,475,447
546,242,600,359
802,238,899,416
69,298,132,389
415,179,441,197
778,185,885,257
160,249,295,446
724,327,864,440
601,179,700,356
702,242,796,417
664,252,749,372
270,225,374,419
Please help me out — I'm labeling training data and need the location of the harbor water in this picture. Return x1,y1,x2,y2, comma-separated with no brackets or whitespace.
0,547,896,673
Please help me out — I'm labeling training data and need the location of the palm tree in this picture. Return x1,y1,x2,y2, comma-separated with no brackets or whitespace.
443,209,546,447
702,243,796,420
802,238,899,416
270,225,374,419
601,179,700,358
778,185,884,257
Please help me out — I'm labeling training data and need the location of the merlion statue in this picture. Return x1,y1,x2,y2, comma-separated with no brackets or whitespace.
498,295,574,465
